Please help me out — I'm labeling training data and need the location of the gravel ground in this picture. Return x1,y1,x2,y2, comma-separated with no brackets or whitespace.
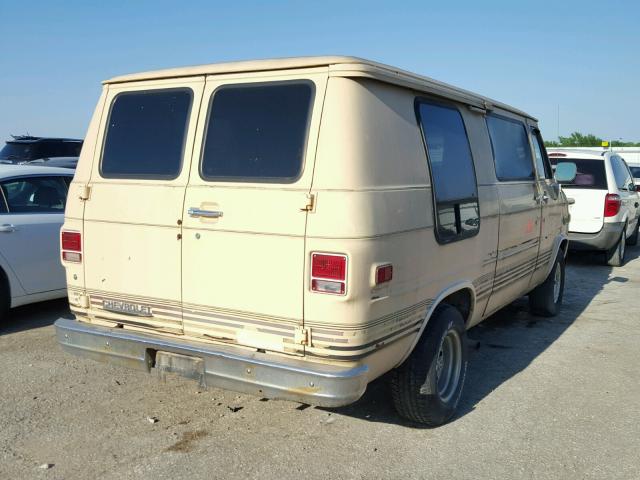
1,247,639,480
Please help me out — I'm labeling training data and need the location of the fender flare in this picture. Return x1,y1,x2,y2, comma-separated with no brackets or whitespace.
544,233,569,279
395,280,476,367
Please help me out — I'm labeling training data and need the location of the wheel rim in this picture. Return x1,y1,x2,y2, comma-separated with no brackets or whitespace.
552,262,562,304
435,329,463,403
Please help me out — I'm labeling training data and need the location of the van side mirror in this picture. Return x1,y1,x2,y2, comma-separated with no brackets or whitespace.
555,162,577,183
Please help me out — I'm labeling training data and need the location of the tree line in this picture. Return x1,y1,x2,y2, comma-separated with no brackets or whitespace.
545,132,640,147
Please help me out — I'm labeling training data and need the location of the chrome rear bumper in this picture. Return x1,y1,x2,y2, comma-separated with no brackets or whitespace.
55,318,368,407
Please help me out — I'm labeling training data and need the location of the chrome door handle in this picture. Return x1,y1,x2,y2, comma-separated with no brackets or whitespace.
536,193,549,204
188,208,223,219
0,224,16,233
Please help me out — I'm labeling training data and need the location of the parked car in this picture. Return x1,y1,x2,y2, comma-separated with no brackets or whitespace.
549,149,640,266
55,56,569,426
0,165,74,321
0,136,82,168
629,164,640,187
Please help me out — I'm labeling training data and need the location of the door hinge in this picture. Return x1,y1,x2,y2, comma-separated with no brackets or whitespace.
294,326,311,346
79,185,91,201
301,193,316,212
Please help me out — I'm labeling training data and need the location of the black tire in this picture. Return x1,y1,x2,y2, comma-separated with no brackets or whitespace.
390,304,467,426
0,269,9,324
605,228,626,267
627,221,639,246
529,252,565,317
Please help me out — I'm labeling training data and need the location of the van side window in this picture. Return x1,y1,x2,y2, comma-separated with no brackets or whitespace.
416,100,480,243
531,129,553,179
486,115,535,181
200,82,313,182
101,89,193,179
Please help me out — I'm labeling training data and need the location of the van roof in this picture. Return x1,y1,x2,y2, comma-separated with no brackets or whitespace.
104,56,536,121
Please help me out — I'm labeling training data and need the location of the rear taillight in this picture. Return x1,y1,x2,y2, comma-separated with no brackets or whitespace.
604,194,621,217
61,231,82,263
311,253,347,295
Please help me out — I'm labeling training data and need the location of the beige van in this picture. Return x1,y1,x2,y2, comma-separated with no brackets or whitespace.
55,56,569,426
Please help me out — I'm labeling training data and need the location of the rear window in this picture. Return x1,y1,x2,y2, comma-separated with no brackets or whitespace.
550,158,607,189
101,89,192,179
486,115,535,181
630,166,640,179
200,82,313,182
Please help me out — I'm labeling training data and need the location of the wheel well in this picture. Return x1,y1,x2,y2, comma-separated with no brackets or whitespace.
0,266,9,299
440,289,473,326
560,239,569,256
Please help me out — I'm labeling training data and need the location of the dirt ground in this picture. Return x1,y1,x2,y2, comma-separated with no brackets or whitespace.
1,248,639,480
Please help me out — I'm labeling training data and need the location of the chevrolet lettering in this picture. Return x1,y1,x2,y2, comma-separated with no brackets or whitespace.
102,300,153,317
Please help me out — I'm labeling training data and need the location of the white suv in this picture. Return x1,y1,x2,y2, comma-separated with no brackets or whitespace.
550,149,640,266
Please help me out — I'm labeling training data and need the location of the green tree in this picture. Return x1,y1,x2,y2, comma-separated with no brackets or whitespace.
545,131,640,148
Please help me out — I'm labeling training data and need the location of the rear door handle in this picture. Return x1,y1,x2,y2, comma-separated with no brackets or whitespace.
188,208,223,219
535,193,549,204
0,224,16,233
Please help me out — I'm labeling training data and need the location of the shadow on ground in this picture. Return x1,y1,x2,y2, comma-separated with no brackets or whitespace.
0,298,71,336
323,245,639,428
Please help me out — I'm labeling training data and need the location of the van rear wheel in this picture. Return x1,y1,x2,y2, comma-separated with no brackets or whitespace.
529,252,565,317
606,228,626,267
390,305,467,426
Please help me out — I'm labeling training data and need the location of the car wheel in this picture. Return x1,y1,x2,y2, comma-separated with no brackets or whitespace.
627,221,639,246
606,228,626,267
529,252,565,317
390,304,467,426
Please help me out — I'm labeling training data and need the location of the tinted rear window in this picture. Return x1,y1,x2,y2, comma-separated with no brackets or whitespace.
550,158,607,189
200,82,313,182
101,89,192,179
630,166,640,178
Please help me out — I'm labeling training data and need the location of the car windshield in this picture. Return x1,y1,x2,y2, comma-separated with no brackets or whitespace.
630,166,640,179
550,158,607,189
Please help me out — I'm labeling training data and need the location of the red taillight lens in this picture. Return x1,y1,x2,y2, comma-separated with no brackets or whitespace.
376,264,393,285
312,254,346,280
604,194,621,217
311,253,347,295
62,231,81,251
61,231,82,263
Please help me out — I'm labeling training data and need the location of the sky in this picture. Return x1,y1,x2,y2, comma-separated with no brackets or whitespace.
1,0,639,144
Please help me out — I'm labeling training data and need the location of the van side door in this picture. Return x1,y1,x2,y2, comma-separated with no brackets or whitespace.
483,113,541,315
529,127,564,286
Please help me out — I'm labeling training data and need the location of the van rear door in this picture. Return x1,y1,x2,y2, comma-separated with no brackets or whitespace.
82,77,205,333
181,70,327,355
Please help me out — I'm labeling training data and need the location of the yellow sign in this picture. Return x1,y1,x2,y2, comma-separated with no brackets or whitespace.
602,141,609,147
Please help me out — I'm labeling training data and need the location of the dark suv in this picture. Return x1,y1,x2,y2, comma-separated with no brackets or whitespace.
0,136,83,168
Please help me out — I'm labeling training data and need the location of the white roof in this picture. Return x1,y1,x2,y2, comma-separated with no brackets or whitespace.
547,149,608,160
104,56,536,121
0,164,74,178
